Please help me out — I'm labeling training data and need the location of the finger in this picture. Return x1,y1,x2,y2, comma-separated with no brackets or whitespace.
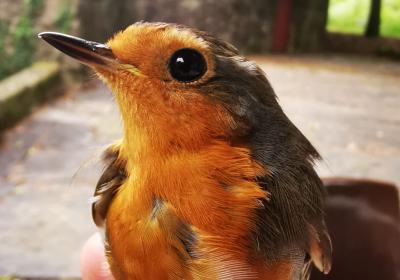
80,233,114,280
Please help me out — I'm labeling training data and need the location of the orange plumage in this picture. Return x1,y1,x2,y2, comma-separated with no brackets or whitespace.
104,26,268,278
40,22,332,280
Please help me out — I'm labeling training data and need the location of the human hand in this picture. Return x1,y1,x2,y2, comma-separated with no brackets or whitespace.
80,233,114,280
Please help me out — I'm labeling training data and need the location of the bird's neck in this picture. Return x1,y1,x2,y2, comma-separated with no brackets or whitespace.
118,118,268,231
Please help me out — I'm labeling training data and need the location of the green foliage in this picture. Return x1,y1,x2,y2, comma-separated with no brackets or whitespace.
0,0,43,80
0,0,74,80
0,22,10,78
381,0,400,38
327,0,400,38
55,3,75,33
12,13,37,72
327,0,371,35
26,0,44,18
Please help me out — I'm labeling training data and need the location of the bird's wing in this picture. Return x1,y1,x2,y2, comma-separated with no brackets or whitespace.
307,223,332,275
92,142,127,227
251,172,332,279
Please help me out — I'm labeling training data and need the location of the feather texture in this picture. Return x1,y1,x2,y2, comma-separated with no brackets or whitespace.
89,22,332,279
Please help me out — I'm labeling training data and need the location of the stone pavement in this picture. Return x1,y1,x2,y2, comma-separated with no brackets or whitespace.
0,55,399,277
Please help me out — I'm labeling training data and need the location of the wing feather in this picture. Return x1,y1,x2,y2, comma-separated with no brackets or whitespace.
92,143,126,227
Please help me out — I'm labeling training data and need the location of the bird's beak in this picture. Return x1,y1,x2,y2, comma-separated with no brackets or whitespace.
38,32,117,70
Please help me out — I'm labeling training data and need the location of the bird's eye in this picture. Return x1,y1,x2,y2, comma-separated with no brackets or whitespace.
168,48,207,82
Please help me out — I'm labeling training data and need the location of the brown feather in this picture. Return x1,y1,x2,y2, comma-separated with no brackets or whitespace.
92,143,126,227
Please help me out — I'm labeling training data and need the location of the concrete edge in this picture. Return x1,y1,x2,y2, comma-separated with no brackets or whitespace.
0,61,62,131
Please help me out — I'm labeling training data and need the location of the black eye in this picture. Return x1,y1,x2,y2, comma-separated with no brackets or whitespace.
168,48,207,82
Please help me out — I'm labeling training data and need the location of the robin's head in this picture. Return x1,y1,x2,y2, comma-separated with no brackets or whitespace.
39,22,283,151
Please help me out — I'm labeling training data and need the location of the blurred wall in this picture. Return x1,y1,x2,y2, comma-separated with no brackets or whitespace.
291,0,329,52
78,0,328,53
78,0,137,44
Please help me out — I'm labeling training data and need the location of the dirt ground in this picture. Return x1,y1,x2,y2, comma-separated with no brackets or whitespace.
0,55,399,277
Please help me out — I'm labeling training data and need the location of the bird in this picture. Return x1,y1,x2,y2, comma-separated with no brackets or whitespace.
39,22,332,280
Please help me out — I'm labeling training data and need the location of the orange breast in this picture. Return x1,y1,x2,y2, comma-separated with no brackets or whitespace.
105,139,275,279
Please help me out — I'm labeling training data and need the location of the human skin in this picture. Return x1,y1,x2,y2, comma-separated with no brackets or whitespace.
80,233,114,280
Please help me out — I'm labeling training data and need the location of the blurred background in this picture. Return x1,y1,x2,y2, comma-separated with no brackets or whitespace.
0,0,399,279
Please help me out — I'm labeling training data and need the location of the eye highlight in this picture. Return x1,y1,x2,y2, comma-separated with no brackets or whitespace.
168,48,207,82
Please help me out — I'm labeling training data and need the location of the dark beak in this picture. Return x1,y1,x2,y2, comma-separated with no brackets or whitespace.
38,32,116,68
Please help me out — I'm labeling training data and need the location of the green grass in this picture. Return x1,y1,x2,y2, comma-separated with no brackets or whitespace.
327,0,400,38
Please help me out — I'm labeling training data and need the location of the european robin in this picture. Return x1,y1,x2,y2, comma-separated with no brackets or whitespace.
39,22,332,280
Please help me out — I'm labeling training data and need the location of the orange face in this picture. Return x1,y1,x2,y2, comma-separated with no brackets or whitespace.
97,23,237,154
107,23,215,84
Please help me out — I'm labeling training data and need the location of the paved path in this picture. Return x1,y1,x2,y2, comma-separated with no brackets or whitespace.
0,55,399,277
